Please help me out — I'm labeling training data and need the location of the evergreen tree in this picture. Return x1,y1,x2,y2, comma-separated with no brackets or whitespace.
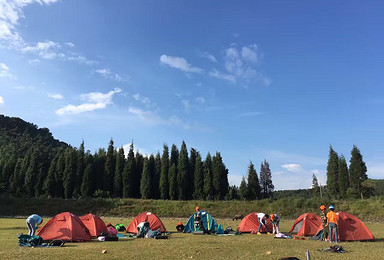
178,141,189,200
326,146,339,198
44,153,59,197
10,158,24,196
24,151,38,196
113,147,125,197
140,156,154,199
153,152,161,199
312,173,320,196
135,152,144,198
338,155,349,198
63,148,77,199
188,148,197,200
348,145,367,198
105,139,116,194
123,143,135,198
239,177,248,200
159,144,169,200
227,185,240,200
203,153,213,200
81,163,94,198
170,144,179,167
247,161,260,200
260,160,274,198
193,152,204,200
168,164,178,200
54,150,66,198
212,152,228,200
73,141,85,198
94,148,106,192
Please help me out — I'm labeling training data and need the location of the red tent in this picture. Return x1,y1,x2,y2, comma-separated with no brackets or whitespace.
290,213,321,236
37,212,91,242
80,213,108,237
315,212,374,241
237,212,273,233
126,212,166,234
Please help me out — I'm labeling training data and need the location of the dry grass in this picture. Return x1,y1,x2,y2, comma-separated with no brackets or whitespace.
1,217,384,259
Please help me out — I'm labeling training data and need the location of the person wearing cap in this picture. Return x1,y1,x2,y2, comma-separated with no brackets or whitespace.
326,205,339,243
319,205,329,241
270,213,280,234
176,221,185,232
26,214,43,236
256,213,271,235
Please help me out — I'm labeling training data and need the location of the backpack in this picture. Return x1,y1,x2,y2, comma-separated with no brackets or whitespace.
18,234,44,247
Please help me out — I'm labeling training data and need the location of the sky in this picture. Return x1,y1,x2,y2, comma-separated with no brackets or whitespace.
1,0,383,190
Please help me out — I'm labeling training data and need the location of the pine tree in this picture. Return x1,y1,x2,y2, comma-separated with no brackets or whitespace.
312,173,320,196
54,150,66,198
348,145,367,198
193,152,204,200
81,163,94,198
159,144,169,200
260,160,274,198
188,148,197,200
63,148,77,199
178,141,189,200
105,139,116,195
168,163,178,200
123,143,135,198
227,185,240,200
113,147,125,197
153,152,161,199
44,153,59,197
212,152,228,200
326,146,339,198
24,151,38,196
247,161,260,200
73,141,85,198
239,177,248,200
135,152,144,198
140,156,154,199
338,155,349,198
203,153,213,200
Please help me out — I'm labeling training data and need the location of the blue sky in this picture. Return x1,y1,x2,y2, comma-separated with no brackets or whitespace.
1,0,383,190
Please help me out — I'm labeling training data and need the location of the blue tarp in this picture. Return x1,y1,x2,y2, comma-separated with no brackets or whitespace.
183,211,218,233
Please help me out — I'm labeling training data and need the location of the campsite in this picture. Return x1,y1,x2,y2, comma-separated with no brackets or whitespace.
2,204,384,259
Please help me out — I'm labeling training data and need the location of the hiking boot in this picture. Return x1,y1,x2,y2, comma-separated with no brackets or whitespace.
257,232,262,235
267,232,272,235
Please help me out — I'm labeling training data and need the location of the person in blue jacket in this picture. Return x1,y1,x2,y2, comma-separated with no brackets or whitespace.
26,214,43,236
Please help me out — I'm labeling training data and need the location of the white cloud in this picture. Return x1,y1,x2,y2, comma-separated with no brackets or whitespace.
160,54,203,73
282,163,303,173
28,58,40,64
22,40,64,60
241,44,259,63
209,69,236,83
133,93,153,106
0,62,14,78
202,52,217,63
65,42,75,48
367,161,384,179
0,96,4,104
95,68,126,82
47,93,64,99
67,55,97,65
182,100,191,111
195,97,205,104
56,88,121,116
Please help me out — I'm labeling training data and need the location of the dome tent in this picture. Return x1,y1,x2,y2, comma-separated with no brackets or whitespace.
315,212,374,241
237,212,273,233
183,211,218,233
126,212,166,234
290,213,322,236
80,213,108,237
37,212,91,242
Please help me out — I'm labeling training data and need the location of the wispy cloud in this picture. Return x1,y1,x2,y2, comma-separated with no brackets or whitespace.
47,93,64,100
195,97,205,104
0,62,14,78
209,69,236,83
65,42,75,48
238,111,263,117
67,55,97,66
56,88,121,116
0,96,4,104
22,40,64,59
201,52,217,63
28,59,40,65
133,93,154,107
95,68,126,82
160,55,203,73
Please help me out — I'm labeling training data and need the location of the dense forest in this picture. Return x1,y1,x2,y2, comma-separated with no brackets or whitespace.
0,115,274,200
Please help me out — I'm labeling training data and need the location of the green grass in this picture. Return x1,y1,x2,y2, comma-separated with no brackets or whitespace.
1,217,384,259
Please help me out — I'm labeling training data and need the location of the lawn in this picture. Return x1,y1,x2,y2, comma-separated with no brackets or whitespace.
1,217,383,259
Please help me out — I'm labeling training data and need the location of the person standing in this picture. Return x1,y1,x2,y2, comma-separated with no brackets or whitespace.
320,205,329,241
26,214,43,236
326,205,339,243
256,213,271,235
270,213,280,234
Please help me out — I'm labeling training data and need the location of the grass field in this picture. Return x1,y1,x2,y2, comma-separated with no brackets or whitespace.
1,217,384,260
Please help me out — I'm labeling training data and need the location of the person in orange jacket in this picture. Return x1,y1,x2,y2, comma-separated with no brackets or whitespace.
326,205,339,243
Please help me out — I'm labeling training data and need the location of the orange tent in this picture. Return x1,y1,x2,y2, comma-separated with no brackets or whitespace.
237,212,273,233
290,213,321,236
126,212,166,234
315,212,374,241
80,213,108,237
37,212,91,242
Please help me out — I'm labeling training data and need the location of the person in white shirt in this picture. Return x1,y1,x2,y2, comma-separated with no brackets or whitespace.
256,213,271,235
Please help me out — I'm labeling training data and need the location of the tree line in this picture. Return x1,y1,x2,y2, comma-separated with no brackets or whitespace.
319,145,370,199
